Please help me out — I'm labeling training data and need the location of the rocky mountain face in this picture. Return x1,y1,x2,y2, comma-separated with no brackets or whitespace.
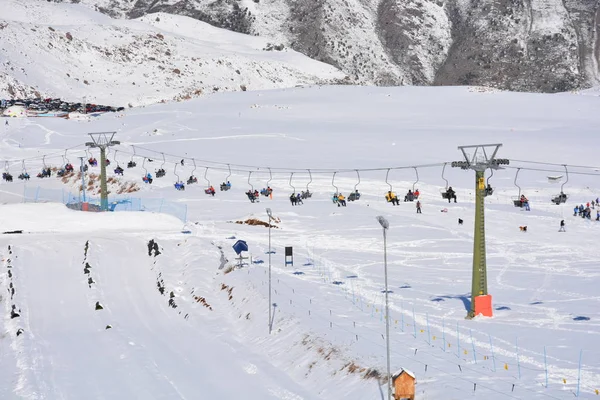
60,0,600,93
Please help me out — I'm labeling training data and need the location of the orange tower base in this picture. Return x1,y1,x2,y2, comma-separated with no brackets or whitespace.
473,294,493,317
82,202,89,211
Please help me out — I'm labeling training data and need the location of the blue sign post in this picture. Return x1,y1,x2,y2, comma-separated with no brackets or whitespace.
233,240,249,267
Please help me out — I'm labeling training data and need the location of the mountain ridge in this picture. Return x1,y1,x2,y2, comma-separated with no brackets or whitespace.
55,0,600,93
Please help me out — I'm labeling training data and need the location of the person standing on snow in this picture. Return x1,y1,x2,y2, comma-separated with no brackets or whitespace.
559,220,565,232
416,200,422,214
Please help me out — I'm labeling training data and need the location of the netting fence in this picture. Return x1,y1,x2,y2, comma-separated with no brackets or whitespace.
23,186,187,222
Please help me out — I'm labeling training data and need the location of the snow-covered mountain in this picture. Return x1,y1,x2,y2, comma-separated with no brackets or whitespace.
0,0,346,105
56,0,600,93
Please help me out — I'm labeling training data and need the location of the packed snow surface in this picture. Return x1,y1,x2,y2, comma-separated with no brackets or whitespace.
1,86,599,399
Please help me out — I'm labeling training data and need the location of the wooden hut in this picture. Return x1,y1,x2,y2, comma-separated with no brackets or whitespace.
392,368,416,400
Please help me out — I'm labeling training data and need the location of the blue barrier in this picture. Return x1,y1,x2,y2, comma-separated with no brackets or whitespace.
23,186,187,222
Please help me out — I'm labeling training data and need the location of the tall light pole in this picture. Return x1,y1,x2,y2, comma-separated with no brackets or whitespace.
451,144,509,319
376,215,391,400
85,132,119,211
266,207,273,334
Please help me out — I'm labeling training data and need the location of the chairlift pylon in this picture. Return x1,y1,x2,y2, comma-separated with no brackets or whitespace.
306,169,312,193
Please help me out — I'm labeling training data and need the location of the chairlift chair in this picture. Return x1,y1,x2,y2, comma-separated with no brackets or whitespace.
187,158,198,185
512,168,524,207
18,160,30,181
155,152,166,178
141,158,152,184
204,168,215,195
484,168,494,197
348,169,361,201
220,164,232,191
384,168,399,205
260,167,273,197
113,150,124,175
173,163,185,191
331,172,339,203
2,161,13,182
551,165,569,205
301,169,312,199
246,171,258,202
440,163,452,200
63,149,74,173
127,146,137,168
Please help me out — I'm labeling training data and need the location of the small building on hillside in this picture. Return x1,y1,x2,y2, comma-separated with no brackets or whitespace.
392,368,416,400
2,105,27,118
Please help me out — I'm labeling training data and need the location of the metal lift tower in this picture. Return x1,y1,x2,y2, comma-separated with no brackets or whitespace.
451,144,509,319
85,132,119,211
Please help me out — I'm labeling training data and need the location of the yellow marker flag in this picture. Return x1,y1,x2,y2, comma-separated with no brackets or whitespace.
504,363,508,370
464,350,468,355
432,336,436,340
420,329,424,333
594,389,598,395
563,379,567,384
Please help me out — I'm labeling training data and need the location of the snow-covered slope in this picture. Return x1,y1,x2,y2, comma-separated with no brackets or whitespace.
0,0,345,106
55,0,600,92
1,86,600,399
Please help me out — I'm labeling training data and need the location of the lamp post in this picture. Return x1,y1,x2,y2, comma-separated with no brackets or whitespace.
266,207,273,334
376,215,391,400
85,132,119,211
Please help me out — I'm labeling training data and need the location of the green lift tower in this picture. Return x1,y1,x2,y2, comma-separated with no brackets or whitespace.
451,144,509,319
85,132,119,211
